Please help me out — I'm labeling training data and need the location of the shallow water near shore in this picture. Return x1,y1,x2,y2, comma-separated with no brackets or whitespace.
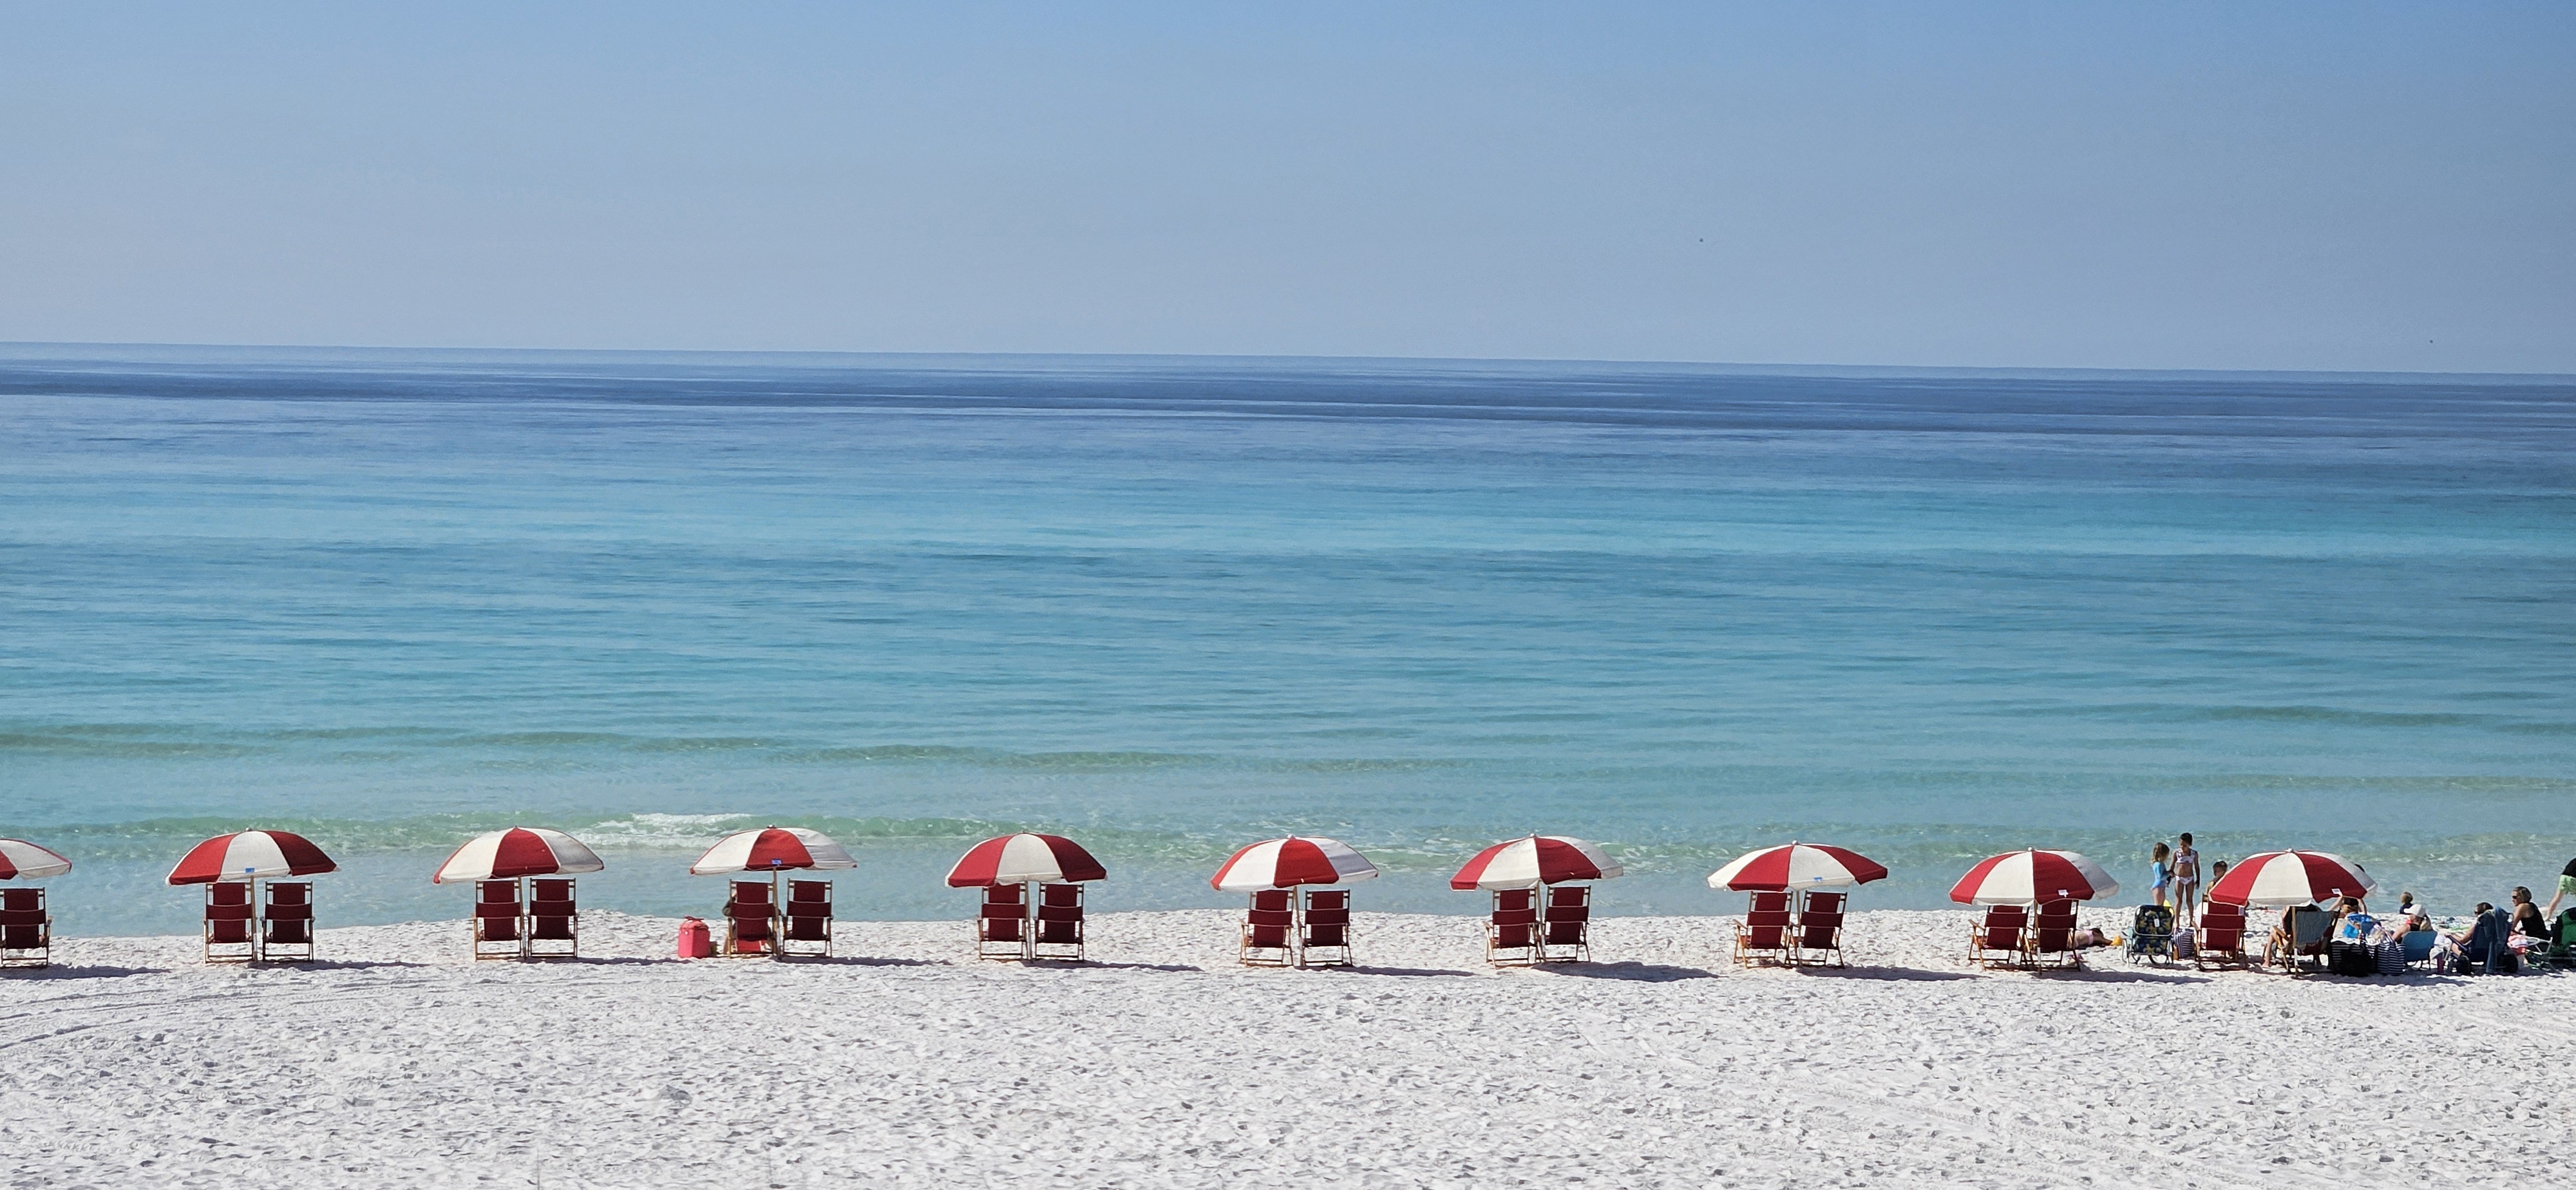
3,346,2571,935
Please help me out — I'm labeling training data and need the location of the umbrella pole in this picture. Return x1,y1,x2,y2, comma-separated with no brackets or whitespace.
1023,880,1037,962
250,876,264,965
772,871,785,961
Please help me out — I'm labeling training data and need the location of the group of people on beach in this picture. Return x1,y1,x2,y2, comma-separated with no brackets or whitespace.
2145,833,2208,925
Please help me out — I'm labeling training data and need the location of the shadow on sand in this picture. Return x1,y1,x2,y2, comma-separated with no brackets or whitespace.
1,965,167,981
1537,961,1716,983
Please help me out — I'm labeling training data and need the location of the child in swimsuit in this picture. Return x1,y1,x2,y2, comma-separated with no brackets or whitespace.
2150,841,2174,910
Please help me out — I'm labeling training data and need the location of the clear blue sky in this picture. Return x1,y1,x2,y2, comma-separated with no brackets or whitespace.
3,3,2570,372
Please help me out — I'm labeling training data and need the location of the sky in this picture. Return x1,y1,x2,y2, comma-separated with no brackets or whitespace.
2,3,2571,372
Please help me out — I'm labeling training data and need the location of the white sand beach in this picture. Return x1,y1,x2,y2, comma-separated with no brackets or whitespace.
2,909,2560,1188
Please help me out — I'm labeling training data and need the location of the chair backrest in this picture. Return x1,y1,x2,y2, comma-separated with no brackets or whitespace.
1982,922,2023,949
1307,919,1350,946
1743,922,1786,948
2031,925,2074,952
1493,888,1535,914
1041,883,1083,909
980,913,1025,942
2291,906,2334,947
2036,898,2077,923
477,880,521,910
530,879,574,905
1493,921,1536,948
0,889,44,947
730,880,773,907
1250,889,1292,912
266,883,313,914
1543,918,1586,945
2401,930,2437,961
1801,891,1844,916
210,882,251,907
1749,891,1791,914
983,883,1025,908
788,880,831,910
1545,885,1590,922
1,888,41,912
1247,907,1295,928
2200,910,2244,950
1306,889,1349,912
1981,904,2026,928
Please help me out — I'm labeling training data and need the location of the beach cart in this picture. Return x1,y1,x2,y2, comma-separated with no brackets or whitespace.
689,827,857,959
1211,836,1378,968
167,830,339,964
0,838,71,970
432,827,606,960
1950,849,2120,970
946,833,1109,962
1454,835,1624,965
1707,843,1889,968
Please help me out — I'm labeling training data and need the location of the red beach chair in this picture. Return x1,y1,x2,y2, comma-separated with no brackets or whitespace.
473,878,524,961
1034,883,1086,961
2195,903,2251,970
976,883,1028,960
1734,891,1794,967
1241,889,1296,967
724,880,776,957
1302,889,1353,967
0,887,50,970
1486,888,1541,966
1969,903,2027,969
204,883,256,963
263,882,318,963
1540,884,1593,963
528,878,579,959
1793,890,1848,968
779,879,831,959
2028,899,2082,968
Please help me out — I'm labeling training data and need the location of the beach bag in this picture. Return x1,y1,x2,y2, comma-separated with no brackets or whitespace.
2329,942,2374,977
677,916,714,959
2376,942,2404,975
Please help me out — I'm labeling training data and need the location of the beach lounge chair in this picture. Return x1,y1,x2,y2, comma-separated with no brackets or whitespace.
976,883,1028,960
1487,888,1542,966
528,878,579,959
1540,884,1593,963
1734,891,1794,968
1968,903,2027,969
0,887,49,970
204,883,257,963
1240,889,1296,967
1302,888,1353,967
2400,929,2438,971
263,882,317,963
777,879,831,959
1792,890,1846,968
2265,905,2333,972
473,878,524,961
724,880,776,957
2453,909,2514,976
2194,905,2252,970
1034,883,1086,962
2028,899,2083,969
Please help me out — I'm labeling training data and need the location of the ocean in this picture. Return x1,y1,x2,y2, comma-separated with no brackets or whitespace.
3,345,2570,937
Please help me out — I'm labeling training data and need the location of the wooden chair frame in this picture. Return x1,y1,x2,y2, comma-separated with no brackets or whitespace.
976,883,1030,961
1240,890,1296,967
1792,890,1847,968
1486,888,1542,967
261,881,319,964
527,878,580,960
1732,891,1794,968
1537,884,1592,964
204,882,258,964
2193,905,2253,970
778,878,831,959
2026,900,2083,969
1032,883,1086,962
724,879,779,958
1300,888,1353,967
1967,903,2028,970
472,878,526,961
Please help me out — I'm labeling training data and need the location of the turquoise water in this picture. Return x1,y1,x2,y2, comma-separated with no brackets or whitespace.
3,346,2571,936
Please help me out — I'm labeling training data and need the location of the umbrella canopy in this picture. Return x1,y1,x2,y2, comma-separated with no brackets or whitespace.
1211,836,1378,891
432,827,607,884
0,838,72,881
946,833,1108,887
2208,851,2376,909
168,831,339,885
689,826,857,875
1949,849,2121,905
1707,843,1889,892
1450,835,1624,891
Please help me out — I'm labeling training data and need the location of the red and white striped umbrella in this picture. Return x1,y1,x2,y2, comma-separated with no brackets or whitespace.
431,827,607,884
2208,850,2376,909
0,838,72,881
1949,849,2120,905
1449,835,1623,891
167,830,339,885
1210,836,1378,892
945,833,1108,887
689,826,857,874
1707,843,1889,892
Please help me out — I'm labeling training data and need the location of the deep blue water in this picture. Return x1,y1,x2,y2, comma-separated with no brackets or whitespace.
3,346,2571,936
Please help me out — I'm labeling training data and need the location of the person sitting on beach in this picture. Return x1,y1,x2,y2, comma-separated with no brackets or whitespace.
2447,903,2515,972
2508,887,2550,940
2547,856,2576,920
2391,892,2430,933
2149,842,2173,910
2201,859,2230,911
